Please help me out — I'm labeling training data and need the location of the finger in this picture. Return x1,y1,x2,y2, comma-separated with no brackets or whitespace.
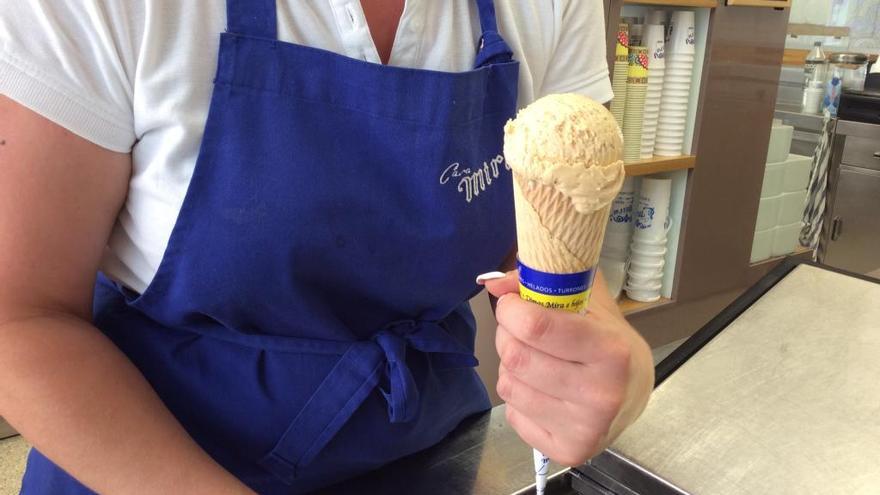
504,405,557,460
497,326,629,427
496,295,618,363
497,365,571,430
502,372,609,466
496,324,584,400
587,271,622,317
482,270,518,298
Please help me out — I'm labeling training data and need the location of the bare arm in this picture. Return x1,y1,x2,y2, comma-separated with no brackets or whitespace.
0,96,252,494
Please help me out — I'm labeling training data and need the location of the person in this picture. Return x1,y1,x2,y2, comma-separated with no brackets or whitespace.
0,0,654,493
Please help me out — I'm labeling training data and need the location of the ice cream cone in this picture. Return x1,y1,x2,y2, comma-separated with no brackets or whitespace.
504,94,625,277
503,93,625,495
513,176,610,273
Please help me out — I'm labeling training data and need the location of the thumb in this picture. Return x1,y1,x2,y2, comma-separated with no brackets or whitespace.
476,270,519,298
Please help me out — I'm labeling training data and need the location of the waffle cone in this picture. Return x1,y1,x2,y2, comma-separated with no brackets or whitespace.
513,175,610,274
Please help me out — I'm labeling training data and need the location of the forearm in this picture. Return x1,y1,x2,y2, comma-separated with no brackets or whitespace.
0,313,253,494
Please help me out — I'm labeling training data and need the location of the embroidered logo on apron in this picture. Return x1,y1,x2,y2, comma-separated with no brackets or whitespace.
439,154,509,203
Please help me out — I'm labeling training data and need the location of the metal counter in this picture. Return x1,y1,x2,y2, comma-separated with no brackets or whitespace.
822,118,880,275
575,260,880,494
319,405,574,494
0,418,14,441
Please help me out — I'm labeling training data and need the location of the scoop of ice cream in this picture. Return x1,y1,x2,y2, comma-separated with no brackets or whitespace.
503,94,625,214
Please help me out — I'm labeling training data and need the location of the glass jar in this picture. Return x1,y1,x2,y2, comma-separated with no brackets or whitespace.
828,52,869,92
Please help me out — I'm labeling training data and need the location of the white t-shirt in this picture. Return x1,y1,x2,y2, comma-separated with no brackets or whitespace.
0,0,612,293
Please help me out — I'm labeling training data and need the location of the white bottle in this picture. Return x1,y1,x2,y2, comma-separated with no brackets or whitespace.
802,42,827,113
802,81,825,114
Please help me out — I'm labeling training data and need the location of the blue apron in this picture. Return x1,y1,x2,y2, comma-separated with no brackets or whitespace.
21,0,518,493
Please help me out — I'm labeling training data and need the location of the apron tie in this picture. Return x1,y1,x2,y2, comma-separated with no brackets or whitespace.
259,318,479,484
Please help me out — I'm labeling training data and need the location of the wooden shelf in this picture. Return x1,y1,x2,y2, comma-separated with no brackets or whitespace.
787,24,850,38
619,296,674,315
623,0,717,7
749,245,814,268
726,0,790,7
625,155,696,176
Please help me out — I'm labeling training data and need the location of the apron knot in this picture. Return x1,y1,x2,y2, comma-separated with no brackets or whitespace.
374,324,419,423
259,317,480,483
373,319,479,423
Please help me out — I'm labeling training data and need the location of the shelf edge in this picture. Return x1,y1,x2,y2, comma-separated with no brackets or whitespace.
624,155,696,176
623,0,718,8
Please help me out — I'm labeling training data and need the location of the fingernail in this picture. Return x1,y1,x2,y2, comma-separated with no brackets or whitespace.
475,271,507,285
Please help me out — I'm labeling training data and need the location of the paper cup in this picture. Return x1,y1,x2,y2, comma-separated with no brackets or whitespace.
655,134,684,143
665,60,694,70
598,257,627,299
626,275,663,288
626,279,663,291
606,176,638,234
666,52,696,61
662,95,689,105
632,236,669,248
655,128,682,136
654,147,683,157
630,256,666,270
627,268,664,283
663,76,692,86
625,286,662,302
654,138,683,149
629,23,644,46
604,231,633,251
655,127,684,135
666,55,695,63
667,11,696,56
630,241,669,256
633,177,672,239
648,10,667,26
662,82,691,91
657,114,686,122
664,67,693,76
623,47,649,163
642,24,666,71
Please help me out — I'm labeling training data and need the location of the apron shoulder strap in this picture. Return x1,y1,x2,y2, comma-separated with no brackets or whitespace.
226,0,278,39
474,0,514,67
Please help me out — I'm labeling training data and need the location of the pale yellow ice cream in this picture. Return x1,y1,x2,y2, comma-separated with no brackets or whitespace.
504,94,625,273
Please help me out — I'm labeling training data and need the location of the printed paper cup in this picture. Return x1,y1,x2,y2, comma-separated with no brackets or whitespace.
642,24,666,71
667,11,696,56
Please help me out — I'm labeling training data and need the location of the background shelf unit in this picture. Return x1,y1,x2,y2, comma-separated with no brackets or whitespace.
625,155,696,176
611,4,711,300
623,0,717,7
619,296,674,315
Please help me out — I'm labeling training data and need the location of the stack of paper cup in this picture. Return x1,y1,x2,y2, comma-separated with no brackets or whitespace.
639,24,666,159
626,177,672,302
601,176,638,261
610,23,630,127
623,47,649,163
600,176,638,300
629,22,644,46
647,10,667,28
655,11,696,157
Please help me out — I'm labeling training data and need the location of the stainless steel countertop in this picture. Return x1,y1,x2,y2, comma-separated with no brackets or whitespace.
319,404,573,494
605,265,880,494
0,436,28,494
0,418,15,441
